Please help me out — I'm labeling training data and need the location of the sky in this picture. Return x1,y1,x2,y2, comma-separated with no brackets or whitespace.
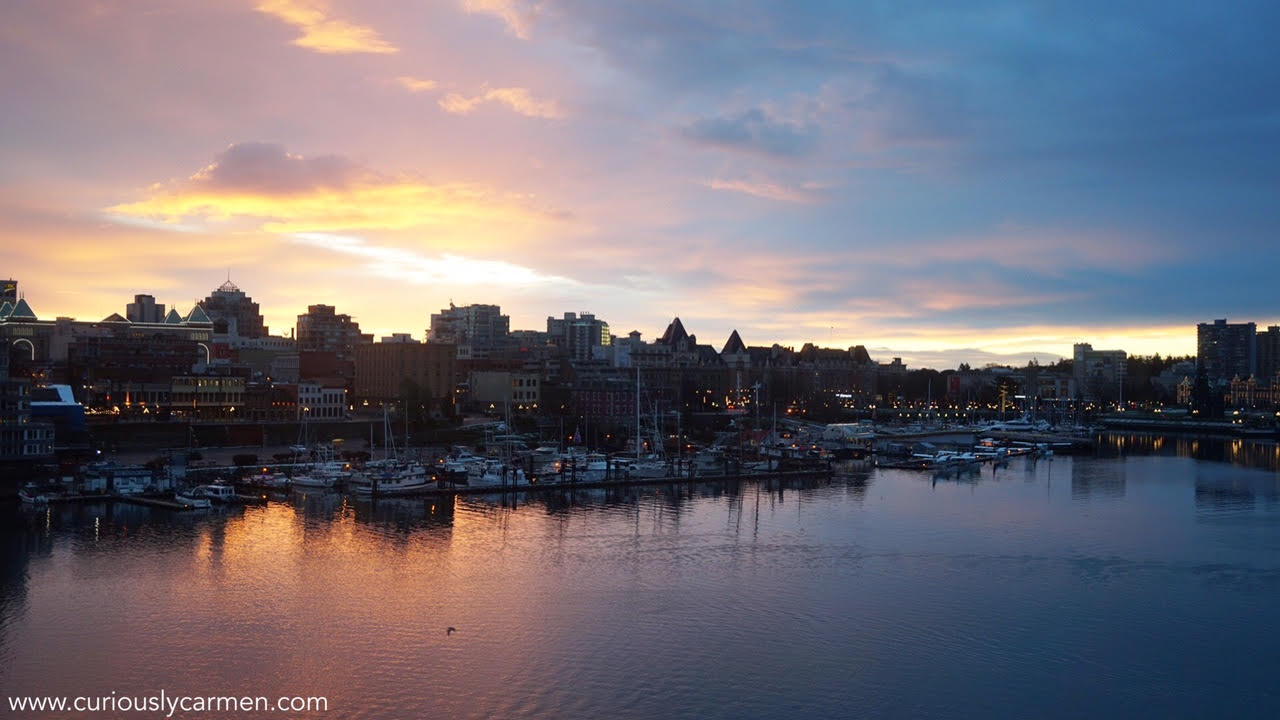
3,0,1279,368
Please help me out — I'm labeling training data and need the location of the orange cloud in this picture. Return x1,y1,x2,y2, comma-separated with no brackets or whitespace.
255,0,397,54
439,87,564,118
462,0,539,39
105,142,553,233
395,76,438,92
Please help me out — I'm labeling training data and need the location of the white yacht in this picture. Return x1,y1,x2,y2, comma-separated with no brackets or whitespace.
174,491,211,509
352,461,433,496
292,462,348,489
191,484,236,503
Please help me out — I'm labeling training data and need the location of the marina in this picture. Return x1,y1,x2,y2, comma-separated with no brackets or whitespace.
5,438,1280,719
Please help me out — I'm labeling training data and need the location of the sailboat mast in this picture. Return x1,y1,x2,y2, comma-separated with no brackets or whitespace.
635,368,642,457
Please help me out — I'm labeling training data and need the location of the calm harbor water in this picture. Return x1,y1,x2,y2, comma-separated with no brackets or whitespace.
3,436,1280,719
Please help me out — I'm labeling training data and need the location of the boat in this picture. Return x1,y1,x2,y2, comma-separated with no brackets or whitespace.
352,461,434,496
174,491,212,509
191,484,237,503
18,486,50,505
240,469,290,490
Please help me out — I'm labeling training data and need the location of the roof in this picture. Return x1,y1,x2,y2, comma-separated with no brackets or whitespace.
658,317,690,345
217,279,240,293
8,298,36,321
163,308,184,324
102,312,129,323
185,304,212,325
0,301,11,320
721,329,747,355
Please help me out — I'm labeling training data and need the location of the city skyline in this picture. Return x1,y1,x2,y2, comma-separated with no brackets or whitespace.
5,2,1280,366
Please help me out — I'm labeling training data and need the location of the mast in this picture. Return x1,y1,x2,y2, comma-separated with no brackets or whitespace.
635,367,642,457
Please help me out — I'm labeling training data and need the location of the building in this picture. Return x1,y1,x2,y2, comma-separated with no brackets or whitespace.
1197,319,1256,388
428,303,510,359
200,279,268,338
1073,343,1127,402
353,341,457,416
1257,326,1280,384
298,382,347,420
1,346,55,462
0,279,17,304
1,297,214,409
125,294,166,324
471,371,541,409
547,311,611,362
168,376,246,422
297,304,371,356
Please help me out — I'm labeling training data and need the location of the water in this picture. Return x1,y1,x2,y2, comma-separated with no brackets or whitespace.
4,441,1280,718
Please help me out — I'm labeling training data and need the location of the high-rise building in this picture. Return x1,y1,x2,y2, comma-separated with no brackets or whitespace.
1197,319,1256,387
296,304,371,356
200,279,267,338
1073,343,1127,402
547,311,611,362
125,294,166,324
1257,326,1280,384
428,303,509,358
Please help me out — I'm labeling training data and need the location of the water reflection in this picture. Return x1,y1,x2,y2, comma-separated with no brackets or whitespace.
6,458,1280,720
1099,432,1280,472
1071,459,1126,500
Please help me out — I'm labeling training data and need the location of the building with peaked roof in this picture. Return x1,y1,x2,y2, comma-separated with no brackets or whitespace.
8,298,37,321
200,279,267,338
1,295,215,410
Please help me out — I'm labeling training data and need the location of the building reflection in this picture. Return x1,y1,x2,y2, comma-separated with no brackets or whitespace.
1071,459,1126,500
1098,432,1280,472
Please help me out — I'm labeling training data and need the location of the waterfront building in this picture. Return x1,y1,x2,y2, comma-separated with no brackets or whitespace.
125,294,165,324
200,279,268,338
0,347,54,462
429,303,510,359
168,375,245,422
470,371,541,410
243,382,298,423
298,382,347,420
1198,319,1256,388
1,297,214,410
1073,343,1127,402
353,341,457,416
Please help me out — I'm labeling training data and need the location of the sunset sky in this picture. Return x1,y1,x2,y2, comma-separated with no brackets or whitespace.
3,1,1278,367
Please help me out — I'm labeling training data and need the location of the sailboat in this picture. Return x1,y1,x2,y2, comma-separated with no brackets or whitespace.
351,407,433,496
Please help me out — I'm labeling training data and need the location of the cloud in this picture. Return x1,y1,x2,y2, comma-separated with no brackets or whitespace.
395,76,438,92
680,108,818,157
438,87,565,118
463,0,541,39
255,0,398,54
705,178,823,204
105,142,551,233
290,233,574,287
